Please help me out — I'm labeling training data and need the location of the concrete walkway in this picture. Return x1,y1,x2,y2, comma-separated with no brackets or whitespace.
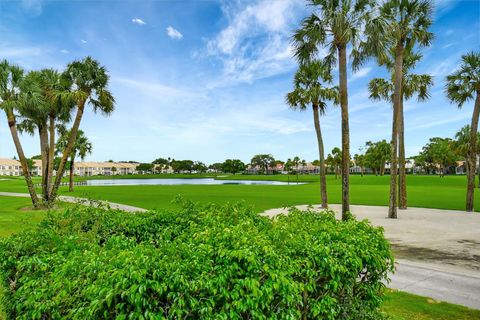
263,204,480,309
0,192,147,213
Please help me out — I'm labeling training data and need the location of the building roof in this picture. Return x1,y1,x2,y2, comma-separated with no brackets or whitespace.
0,158,21,166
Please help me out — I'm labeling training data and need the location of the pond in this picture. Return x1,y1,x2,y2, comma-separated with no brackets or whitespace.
85,178,303,186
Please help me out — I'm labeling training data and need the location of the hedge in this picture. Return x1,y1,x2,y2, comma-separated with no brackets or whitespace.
0,200,394,319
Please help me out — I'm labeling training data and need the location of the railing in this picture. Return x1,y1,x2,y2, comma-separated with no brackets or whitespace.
34,181,88,187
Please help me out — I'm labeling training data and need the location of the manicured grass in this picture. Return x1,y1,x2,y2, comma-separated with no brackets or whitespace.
59,174,480,212
0,196,49,237
382,290,480,319
0,174,478,212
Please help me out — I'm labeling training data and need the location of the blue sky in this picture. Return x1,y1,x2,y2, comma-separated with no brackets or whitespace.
0,0,479,164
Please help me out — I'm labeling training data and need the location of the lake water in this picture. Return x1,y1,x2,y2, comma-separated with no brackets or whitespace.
85,178,302,186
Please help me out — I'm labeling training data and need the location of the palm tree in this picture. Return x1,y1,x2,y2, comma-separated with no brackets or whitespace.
57,129,92,192
446,52,480,212
0,60,40,208
293,0,375,219
367,0,433,218
286,61,338,208
50,57,114,201
453,125,480,185
369,50,433,210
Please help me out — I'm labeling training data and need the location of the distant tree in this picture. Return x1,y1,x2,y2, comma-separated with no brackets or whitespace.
330,148,342,179
136,163,154,173
153,157,170,165
208,163,223,172
193,161,207,173
222,159,246,175
111,167,117,174
353,154,366,177
446,52,480,211
419,138,457,177
250,154,275,175
364,140,391,176
57,129,92,192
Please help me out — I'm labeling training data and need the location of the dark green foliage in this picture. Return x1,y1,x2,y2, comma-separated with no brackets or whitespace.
0,201,393,319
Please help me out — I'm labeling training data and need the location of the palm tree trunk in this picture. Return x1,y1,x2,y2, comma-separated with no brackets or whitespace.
338,44,350,220
466,92,480,211
69,156,75,192
47,114,55,195
313,104,328,208
50,99,86,202
399,95,407,209
477,153,480,188
389,43,404,219
6,110,40,208
39,124,49,204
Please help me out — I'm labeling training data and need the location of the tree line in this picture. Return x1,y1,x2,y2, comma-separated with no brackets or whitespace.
288,0,479,216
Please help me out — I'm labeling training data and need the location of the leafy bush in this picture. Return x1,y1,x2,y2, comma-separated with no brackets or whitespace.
0,201,393,319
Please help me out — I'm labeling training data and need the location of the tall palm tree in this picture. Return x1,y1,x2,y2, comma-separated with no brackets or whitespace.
286,61,338,208
57,129,92,192
446,52,480,212
367,0,433,218
369,50,433,209
50,57,115,201
37,69,73,197
293,0,375,219
0,60,40,208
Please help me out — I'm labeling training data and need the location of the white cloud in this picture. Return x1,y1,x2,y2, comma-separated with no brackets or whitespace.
166,26,183,39
60,49,69,54
132,18,146,25
205,0,304,85
80,39,87,44
352,67,372,80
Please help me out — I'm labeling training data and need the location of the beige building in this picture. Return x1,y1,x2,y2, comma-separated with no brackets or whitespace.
74,162,138,176
0,158,138,177
0,158,22,176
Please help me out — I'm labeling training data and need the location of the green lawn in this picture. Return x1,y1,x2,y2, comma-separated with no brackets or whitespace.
0,196,49,237
57,174,480,213
382,290,480,319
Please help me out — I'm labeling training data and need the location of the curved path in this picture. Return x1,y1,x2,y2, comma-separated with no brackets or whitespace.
2,193,479,308
0,192,147,213
263,204,480,309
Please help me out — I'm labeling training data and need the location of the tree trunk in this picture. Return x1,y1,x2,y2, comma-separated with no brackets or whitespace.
47,114,55,195
388,43,404,219
69,156,75,192
39,124,49,205
313,104,328,208
466,93,480,212
477,153,480,188
49,99,86,202
360,166,363,177
338,44,350,220
6,110,40,208
399,94,407,209
380,161,385,176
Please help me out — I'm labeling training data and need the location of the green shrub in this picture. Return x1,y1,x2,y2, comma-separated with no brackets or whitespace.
0,201,393,319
